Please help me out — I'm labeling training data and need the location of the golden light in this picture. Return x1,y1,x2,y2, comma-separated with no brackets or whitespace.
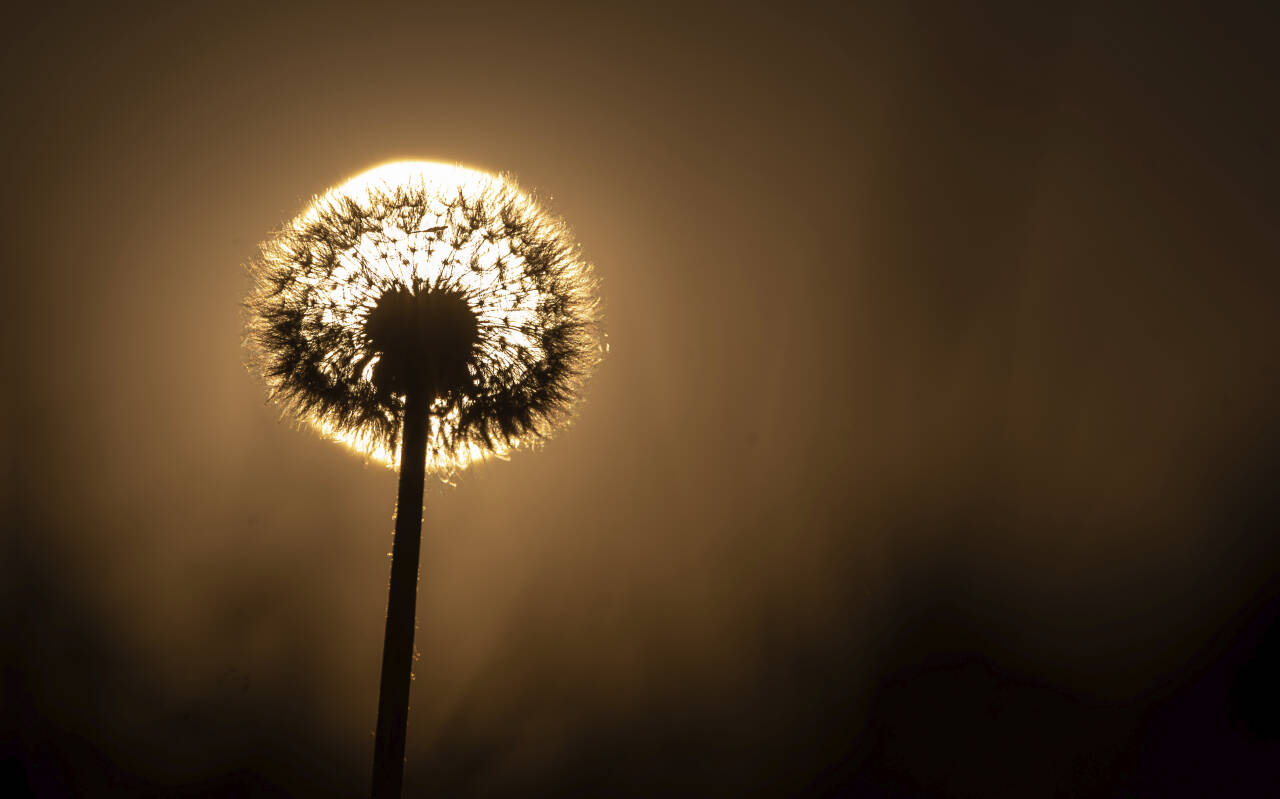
249,160,598,473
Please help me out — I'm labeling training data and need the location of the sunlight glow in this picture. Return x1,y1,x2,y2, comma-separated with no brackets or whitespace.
276,160,571,470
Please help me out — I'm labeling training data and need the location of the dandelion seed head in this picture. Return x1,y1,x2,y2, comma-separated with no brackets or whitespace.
246,161,601,473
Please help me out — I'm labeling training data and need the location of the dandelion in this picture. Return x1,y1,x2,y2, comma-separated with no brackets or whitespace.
245,161,601,798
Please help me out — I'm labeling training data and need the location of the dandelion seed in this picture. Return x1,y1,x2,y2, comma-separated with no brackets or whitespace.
246,160,601,475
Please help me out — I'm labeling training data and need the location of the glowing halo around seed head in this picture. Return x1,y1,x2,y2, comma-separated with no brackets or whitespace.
245,160,601,473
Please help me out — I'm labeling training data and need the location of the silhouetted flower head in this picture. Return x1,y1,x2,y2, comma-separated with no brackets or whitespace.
246,162,601,472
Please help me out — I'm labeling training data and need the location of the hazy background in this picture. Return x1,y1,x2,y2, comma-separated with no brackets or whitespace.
4,1,1278,796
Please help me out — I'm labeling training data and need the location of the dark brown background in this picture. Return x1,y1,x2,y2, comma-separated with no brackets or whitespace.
4,1,1278,796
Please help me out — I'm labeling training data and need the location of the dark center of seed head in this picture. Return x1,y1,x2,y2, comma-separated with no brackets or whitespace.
363,286,480,399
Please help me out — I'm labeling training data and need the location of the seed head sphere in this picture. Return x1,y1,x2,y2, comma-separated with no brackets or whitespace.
246,162,602,473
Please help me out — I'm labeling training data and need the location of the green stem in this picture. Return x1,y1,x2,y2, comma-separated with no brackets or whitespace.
372,391,429,799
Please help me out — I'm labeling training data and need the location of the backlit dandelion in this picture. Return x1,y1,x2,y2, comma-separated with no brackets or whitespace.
244,161,601,798
247,161,600,473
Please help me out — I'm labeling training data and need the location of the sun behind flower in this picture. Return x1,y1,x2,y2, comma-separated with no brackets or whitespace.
246,161,601,472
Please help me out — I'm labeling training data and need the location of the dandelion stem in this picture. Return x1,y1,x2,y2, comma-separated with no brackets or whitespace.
372,390,429,799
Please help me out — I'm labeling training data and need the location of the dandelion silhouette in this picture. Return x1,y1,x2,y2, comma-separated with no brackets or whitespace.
245,161,600,798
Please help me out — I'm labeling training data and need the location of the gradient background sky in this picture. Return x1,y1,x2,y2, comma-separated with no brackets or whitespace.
4,2,1278,797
